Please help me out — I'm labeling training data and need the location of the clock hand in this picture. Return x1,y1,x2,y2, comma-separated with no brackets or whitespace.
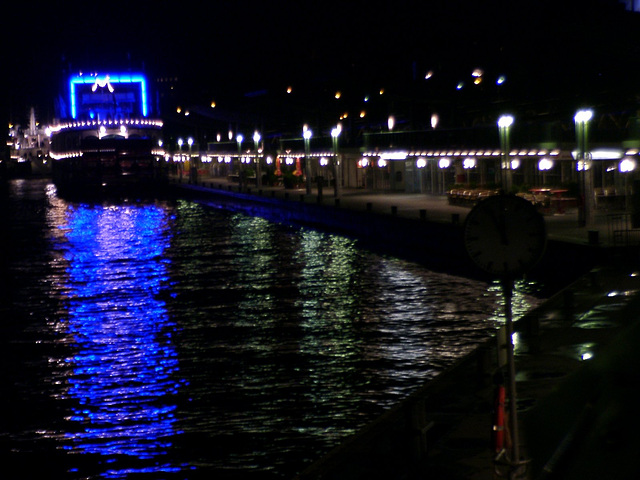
487,205,509,245
498,210,509,246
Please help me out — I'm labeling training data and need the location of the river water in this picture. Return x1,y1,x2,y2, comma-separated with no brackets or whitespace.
0,178,540,479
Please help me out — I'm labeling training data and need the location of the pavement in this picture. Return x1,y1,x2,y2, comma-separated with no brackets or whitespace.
423,267,640,480
177,173,635,248
173,174,640,479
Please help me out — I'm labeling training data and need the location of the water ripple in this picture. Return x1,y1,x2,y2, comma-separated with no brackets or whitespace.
1,181,541,479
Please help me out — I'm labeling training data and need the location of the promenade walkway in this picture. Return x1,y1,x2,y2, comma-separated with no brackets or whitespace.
175,174,635,248
171,174,640,479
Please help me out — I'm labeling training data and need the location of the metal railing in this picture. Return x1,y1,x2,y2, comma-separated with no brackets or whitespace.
607,213,640,247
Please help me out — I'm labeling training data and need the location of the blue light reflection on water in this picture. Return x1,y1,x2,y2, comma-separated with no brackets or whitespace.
1,182,543,479
56,202,186,477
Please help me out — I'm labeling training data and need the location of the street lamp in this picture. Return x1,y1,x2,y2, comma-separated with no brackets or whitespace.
253,130,261,188
187,137,196,183
575,109,594,226
236,134,244,190
538,158,554,186
177,138,184,181
620,157,636,210
187,137,195,183
236,134,243,161
331,124,342,198
303,125,312,194
498,115,514,192
438,157,450,194
387,115,395,131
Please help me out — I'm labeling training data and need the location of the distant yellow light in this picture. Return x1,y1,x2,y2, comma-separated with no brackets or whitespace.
176,106,182,114
335,91,341,99
286,86,293,94
379,88,385,95
210,101,216,108
360,111,366,118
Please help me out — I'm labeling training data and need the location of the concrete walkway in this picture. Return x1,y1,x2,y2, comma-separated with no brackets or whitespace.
172,175,640,479
178,174,635,248
422,266,640,480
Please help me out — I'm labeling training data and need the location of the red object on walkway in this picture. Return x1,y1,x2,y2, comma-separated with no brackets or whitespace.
493,385,506,454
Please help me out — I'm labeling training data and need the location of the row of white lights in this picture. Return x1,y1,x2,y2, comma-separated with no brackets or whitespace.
177,154,335,169
194,149,638,172
356,156,637,172
363,149,562,158
51,150,167,161
48,118,163,135
206,148,559,159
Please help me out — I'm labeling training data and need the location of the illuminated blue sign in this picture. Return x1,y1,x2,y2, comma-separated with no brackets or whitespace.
69,73,149,119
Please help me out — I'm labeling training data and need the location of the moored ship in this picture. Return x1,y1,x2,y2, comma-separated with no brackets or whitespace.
49,72,166,195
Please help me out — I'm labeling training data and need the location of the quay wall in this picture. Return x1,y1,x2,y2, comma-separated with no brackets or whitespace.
171,182,610,291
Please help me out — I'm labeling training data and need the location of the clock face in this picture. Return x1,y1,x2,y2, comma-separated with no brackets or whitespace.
463,194,547,277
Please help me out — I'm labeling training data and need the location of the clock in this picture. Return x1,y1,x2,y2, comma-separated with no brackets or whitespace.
463,194,547,277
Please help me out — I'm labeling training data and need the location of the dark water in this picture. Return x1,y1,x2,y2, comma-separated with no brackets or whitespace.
0,179,540,479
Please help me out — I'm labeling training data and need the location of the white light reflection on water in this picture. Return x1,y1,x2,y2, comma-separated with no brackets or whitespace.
50,202,187,478
7,186,544,479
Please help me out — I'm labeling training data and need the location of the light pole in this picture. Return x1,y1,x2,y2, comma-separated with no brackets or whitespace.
237,134,244,191
498,115,514,193
620,158,636,211
303,125,312,195
253,130,262,188
575,109,593,226
177,138,184,181
188,137,195,183
331,124,341,198
236,134,244,159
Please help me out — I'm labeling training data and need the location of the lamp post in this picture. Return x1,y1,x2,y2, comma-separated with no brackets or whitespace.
331,124,341,198
188,137,195,183
237,134,244,191
303,125,312,195
253,130,261,188
498,115,514,192
438,158,450,194
177,138,184,181
620,157,636,211
388,115,395,148
575,109,593,226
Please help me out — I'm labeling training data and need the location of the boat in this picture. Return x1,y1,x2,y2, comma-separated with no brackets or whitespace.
49,72,167,195
6,107,52,178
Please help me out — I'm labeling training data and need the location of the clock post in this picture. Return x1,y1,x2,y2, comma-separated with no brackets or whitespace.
463,194,547,479
501,275,525,479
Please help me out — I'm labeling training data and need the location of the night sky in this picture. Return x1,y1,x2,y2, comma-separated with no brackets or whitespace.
4,0,639,127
